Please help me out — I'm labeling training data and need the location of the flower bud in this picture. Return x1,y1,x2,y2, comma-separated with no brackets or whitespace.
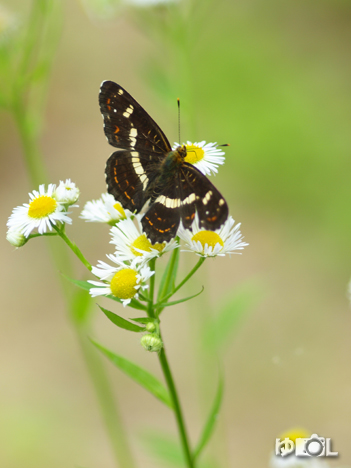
6,228,27,247
145,322,156,333
140,334,163,352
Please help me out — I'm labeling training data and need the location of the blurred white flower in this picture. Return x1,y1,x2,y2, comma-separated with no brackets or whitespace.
54,179,80,205
80,192,132,224
271,428,332,468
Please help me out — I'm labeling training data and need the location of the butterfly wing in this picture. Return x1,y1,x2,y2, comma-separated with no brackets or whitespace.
99,81,172,153
141,174,182,243
100,81,173,212
100,81,229,243
178,163,228,230
141,164,228,243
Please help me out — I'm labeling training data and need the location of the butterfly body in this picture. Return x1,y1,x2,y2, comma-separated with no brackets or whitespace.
100,81,228,244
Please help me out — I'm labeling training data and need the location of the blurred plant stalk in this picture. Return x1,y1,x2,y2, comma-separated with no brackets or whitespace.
2,1,136,466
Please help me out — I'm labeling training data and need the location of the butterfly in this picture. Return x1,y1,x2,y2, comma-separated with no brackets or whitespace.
99,80,228,244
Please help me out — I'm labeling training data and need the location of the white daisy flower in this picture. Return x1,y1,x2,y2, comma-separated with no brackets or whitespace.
88,256,154,306
80,193,132,225
178,214,248,257
271,428,331,468
7,184,72,237
172,141,225,176
6,227,27,248
54,179,80,205
110,215,178,263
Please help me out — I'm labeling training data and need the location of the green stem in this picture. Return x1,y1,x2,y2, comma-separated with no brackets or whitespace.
158,348,194,468
157,245,179,302
158,257,205,308
147,258,156,319
146,257,194,468
53,225,92,271
12,96,48,187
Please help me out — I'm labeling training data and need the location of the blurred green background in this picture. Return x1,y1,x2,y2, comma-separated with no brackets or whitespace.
1,0,351,467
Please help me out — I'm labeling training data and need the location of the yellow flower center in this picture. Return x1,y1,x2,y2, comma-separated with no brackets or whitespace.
131,234,165,256
28,196,57,219
184,144,205,164
113,202,126,218
110,269,138,299
192,231,224,250
279,428,310,443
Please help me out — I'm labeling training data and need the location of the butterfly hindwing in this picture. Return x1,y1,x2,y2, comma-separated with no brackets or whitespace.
105,149,162,212
141,174,183,243
179,164,228,230
99,81,172,154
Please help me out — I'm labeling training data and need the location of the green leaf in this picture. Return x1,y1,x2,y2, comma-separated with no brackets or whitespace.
62,275,91,291
131,317,157,325
140,431,220,468
157,246,179,302
202,282,261,353
156,287,204,308
62,274,147,311
193,375,224,461
140,431,184,466
69,287,92,326
91,340,173,409
99,305,145,332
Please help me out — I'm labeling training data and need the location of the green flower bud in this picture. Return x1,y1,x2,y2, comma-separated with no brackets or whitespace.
140,334,163,353
145,322,156,333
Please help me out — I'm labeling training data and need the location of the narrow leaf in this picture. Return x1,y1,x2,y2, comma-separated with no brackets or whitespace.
131,317,157,325
157,247,179,302
69,287,92,326
193,375,224,461
62,275,91,291
140,431,184,466
202,282,261,353
91,340,173,409
157,287,204,308
99,305,145,332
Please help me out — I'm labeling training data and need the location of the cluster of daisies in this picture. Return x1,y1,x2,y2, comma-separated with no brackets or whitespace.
6,142,248,308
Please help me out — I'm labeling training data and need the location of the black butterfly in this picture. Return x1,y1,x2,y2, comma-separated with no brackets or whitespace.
99,81,228,244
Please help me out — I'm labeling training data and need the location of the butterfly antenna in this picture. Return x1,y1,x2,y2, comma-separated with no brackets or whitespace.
219,143,230,147
177,98,181,144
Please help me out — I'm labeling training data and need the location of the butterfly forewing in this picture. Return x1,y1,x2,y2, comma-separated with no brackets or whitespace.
99,81,172,153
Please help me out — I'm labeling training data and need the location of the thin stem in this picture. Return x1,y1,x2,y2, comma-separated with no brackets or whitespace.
157,244,179,302
158,257,205,308
147,258,156,319
158,347,194,468
53,225,92,271
12,96,48,187
146,257,194,467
